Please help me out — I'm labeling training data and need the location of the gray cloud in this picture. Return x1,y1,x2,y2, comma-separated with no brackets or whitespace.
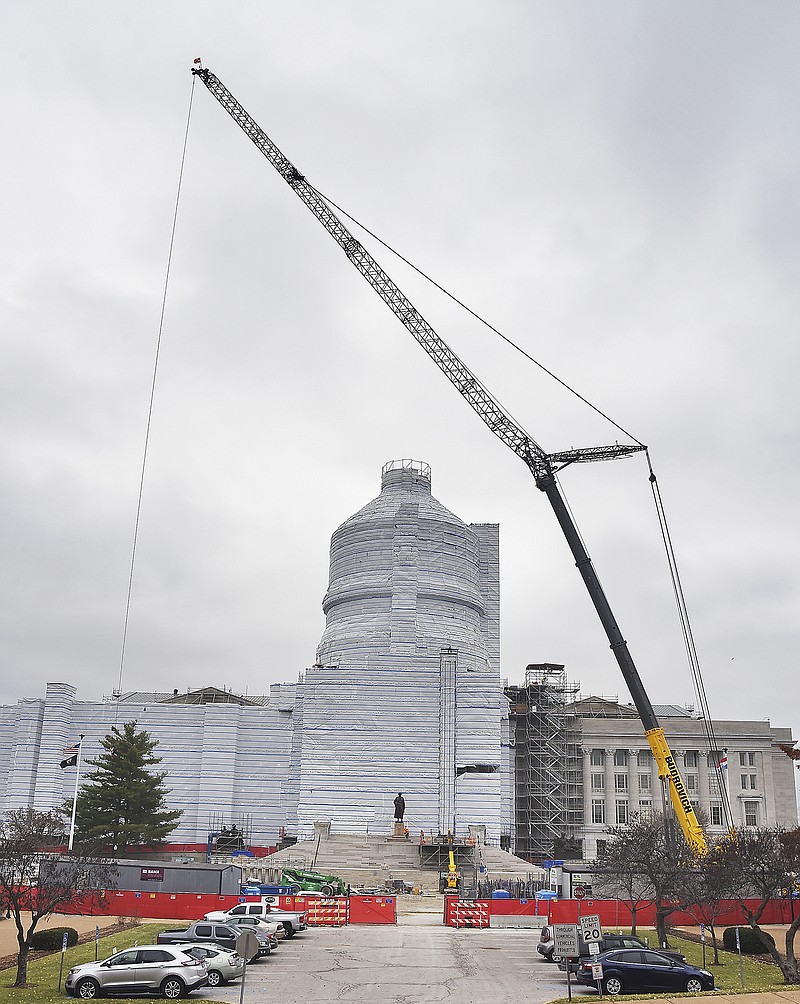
2,4,798,803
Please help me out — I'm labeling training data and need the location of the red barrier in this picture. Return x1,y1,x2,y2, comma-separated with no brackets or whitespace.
65,891,397,925
544,898,792,928
348,896,397,925
487,899,549,916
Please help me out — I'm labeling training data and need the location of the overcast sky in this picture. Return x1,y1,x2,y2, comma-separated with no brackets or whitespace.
3,3,799,779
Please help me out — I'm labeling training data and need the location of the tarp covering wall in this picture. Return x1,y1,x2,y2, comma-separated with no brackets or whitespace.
296,461,506,841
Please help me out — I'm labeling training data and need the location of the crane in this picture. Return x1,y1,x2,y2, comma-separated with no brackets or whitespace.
191,66,707,856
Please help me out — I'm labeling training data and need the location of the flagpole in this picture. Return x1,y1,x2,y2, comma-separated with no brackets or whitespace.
68,734,85,853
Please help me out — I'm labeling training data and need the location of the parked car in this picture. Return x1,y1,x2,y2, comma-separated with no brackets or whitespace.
536,926,560,962
575,948,715,995
204,902,308,938
177,944,245,987
65,945,207,999
226,914,282,945
558,934,685,972
157,921,271,959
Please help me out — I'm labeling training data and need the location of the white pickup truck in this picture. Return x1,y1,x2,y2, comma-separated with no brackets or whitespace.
204,902,308,939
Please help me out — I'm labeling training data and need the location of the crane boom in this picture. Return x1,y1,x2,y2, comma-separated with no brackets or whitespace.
192,66,706,855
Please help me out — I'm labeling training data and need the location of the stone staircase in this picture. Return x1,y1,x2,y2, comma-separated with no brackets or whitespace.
231,831,543,895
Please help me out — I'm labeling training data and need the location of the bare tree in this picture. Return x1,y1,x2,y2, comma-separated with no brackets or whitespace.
594,812,690,947
712,827,800,984
595,820,655,937
0,808,117,987
675,837,734,965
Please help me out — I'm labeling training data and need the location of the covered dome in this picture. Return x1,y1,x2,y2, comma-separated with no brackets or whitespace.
315,460,491,669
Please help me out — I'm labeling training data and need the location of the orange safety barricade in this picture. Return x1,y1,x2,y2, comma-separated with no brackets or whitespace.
448,899,490,928
304,897,348,927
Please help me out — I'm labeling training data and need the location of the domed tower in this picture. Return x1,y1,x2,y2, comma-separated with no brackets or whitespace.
293,461,504,842
316,460,494,672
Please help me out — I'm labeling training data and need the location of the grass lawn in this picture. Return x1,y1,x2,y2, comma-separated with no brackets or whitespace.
669,931,789,994
0,923,174,1004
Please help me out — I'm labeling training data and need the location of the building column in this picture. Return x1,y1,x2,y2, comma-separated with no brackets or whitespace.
604,748,616,824
627,748,639,815
439,648,457,835
33,683,78,812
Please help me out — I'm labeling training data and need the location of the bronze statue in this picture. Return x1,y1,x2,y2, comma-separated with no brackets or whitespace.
393,792,405,820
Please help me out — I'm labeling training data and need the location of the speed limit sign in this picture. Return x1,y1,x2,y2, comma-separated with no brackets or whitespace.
580,914,602,942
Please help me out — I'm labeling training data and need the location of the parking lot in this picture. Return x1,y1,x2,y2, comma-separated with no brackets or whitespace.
198,924,576,1004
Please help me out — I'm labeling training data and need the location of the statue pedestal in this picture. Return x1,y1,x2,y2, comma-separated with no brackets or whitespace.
388,820,408,841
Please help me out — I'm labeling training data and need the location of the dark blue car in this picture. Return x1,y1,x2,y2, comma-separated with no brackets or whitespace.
575,948,715,995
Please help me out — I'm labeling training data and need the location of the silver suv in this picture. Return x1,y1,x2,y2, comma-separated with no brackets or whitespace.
65,945,208,999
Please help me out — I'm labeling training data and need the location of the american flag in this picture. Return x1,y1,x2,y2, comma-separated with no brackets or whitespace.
60,743,80,769
717,753,728,770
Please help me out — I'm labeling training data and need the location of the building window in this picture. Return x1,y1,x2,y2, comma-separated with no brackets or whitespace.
741,774,748,790
639,773,651,791
615,773,628,792
616,800,629,825
710,803,723,826
744,801,759,827
637,750,653,767
592,799,606,824
739,752,747,766
684,751,699,768
750,774,757,789
591,773,605,791
686,774,697,792
614,750,628,767
590,750,605,767
596,839,608,858
748,752,756,766
639,799,652,818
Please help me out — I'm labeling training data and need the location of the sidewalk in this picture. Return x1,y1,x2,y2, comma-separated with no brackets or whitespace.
615,997,800,1004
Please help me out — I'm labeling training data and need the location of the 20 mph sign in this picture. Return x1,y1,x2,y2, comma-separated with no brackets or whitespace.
580,914,602,942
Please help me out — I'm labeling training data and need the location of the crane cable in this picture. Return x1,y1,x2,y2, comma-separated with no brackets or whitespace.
310,182,733,829
114,74,198,721
646,452,735,829
307,181,646,450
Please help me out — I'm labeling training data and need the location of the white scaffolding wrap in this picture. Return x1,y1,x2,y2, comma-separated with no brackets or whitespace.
296,461,506,842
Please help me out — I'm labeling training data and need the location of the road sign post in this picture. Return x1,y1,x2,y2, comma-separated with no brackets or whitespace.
553,924,581,1001
58,931,69,991
236,929,259,1004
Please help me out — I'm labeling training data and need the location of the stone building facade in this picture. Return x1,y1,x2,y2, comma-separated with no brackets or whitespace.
575,696,798,859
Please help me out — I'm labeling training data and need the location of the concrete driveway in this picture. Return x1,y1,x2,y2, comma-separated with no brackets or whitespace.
194,924,575,1004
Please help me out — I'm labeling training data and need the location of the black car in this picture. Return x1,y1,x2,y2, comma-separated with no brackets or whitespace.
557,934,685,972
575,948,715,996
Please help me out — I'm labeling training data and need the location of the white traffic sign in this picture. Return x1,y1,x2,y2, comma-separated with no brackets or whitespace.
580,914,602,942
553,923,581,958
591,962,603,981
588,941,600,956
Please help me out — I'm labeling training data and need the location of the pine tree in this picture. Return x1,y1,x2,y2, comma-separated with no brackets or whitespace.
72,721,182,855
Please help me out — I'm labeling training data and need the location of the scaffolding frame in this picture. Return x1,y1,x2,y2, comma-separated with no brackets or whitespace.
506,664,582,861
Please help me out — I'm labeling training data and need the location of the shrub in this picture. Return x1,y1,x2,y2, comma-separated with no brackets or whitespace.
722,926,775,954
29,926,79,951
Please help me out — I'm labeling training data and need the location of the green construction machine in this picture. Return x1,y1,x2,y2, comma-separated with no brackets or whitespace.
280,867,347,896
